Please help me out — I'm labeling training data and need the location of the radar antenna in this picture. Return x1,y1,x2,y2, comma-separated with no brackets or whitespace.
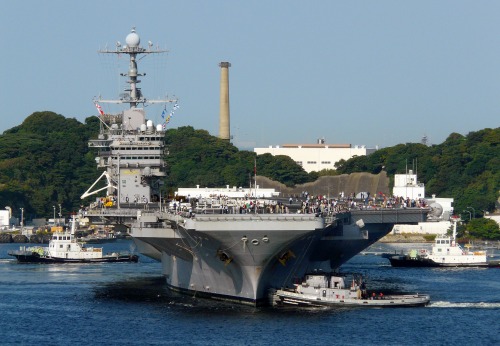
96,27,176,109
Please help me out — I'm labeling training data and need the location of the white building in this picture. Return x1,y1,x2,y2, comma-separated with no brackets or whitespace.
392,171,425,200
391,171,454,235
0,210,9,230
254,140,377,173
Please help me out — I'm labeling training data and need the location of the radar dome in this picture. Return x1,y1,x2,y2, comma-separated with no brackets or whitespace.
126,29,140,47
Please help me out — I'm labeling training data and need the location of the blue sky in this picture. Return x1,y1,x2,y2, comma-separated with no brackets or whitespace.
1,1,499,149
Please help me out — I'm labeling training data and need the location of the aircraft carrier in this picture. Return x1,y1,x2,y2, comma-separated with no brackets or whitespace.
82,28,429,305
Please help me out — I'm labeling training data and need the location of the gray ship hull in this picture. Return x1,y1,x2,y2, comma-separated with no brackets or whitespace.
131,209,428,305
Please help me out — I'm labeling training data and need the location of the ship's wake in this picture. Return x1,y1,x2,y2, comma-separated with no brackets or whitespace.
429,301,500,308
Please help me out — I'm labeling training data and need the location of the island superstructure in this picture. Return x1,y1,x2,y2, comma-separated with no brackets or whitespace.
81,28,174,207
83,28,430,305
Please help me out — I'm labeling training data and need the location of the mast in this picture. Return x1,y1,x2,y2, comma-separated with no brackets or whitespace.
70,215,76,237
452,219,457,243
96,27,175,108
83,28,177,208
254,157,257,214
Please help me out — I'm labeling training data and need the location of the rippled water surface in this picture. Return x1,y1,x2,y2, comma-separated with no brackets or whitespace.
0,241,499,345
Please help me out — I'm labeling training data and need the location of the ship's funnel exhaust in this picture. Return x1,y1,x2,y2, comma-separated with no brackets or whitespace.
219,62,231,141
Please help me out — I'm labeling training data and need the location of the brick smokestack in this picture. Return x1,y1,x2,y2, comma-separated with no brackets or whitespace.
219,62,231,141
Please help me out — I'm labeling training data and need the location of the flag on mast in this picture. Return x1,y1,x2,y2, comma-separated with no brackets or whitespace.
94,101,104,116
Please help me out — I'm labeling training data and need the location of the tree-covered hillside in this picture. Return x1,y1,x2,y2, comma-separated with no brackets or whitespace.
334,128,500,217
0,111,498,223
0,115,313,220
0,112,100,220
163,126,312,194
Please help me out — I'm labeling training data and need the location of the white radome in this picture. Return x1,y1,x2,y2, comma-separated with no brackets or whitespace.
126,30,140,47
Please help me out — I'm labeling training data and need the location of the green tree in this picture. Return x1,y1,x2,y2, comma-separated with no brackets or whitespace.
466,218,500,240
0,111,99,219
256,154,311,187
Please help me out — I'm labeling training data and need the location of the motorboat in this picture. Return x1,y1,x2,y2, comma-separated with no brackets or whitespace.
385,221,499,267
271,273,430,307
8,216,138,263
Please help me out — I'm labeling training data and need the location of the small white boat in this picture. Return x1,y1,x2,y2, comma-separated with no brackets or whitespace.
271,273,430,308
8,216,138,263
385,221,500,268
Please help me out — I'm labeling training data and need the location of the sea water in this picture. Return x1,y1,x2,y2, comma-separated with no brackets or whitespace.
0,240,499,346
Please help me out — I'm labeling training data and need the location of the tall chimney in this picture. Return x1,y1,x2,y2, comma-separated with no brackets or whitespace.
219,62,231,141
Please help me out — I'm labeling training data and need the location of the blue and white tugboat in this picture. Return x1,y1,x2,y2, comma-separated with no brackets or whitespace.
8,216,138,263
385,221,500,268
271,273,430,308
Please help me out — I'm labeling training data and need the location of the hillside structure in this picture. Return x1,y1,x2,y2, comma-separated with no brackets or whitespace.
391,171,454,235
254,139,377,173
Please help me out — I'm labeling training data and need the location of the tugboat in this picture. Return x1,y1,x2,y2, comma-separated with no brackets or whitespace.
385,221,500,268
271,273,430,308
8,216,138,263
